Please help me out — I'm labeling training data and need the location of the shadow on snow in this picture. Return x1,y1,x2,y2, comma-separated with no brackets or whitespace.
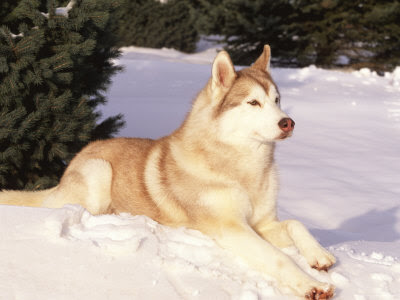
311,206,400,246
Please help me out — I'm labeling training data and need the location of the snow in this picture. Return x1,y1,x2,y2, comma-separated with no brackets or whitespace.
9,31,23,39
41,0,75,18
1,44,400,299
385,67,400,87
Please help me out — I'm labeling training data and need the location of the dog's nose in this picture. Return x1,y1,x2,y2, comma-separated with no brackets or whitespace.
278,118,295,132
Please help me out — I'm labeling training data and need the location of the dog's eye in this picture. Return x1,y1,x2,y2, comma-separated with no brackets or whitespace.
248,99,260,107
275,97,280,104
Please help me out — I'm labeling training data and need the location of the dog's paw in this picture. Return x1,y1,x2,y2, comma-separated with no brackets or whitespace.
306,246,336,271
295,280,334,300
293,278,334,300
305,284,335,299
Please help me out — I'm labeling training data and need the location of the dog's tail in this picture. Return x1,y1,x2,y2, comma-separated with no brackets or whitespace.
0,188,56,207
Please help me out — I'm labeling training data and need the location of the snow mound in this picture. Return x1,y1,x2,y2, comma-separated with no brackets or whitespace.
385,66,400,87
1,205,288,299
2,204,400,299
352,66,400,89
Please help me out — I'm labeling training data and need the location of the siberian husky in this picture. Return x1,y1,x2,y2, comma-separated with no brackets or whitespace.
0,45,336,299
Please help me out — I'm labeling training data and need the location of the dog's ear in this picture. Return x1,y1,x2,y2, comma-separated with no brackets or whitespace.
252,45,271,72
211,51,236,92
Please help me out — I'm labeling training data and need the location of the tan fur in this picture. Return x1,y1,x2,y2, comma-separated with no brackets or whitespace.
0,188,55,207
0,46,336,299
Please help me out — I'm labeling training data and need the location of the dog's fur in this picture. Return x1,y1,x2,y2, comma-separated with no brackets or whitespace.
0,46,336,299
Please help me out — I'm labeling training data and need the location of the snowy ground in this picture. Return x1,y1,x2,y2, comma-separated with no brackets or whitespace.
1,45,400,299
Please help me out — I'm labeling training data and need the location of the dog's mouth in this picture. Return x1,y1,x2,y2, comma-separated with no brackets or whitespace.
277,131,293,140
253,131,294,143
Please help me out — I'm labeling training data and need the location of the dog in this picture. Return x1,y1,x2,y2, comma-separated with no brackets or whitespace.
0,45,336,299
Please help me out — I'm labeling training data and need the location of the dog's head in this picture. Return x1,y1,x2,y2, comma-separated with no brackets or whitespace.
210,45,294,145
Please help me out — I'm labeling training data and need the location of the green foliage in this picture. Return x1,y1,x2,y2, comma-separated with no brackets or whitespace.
284,0,400,71
111,0,198,53
0,0,124,190
189,0,227,36
193,0,400,71
223,0,295,66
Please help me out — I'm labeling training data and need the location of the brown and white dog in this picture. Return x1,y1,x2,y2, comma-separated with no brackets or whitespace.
0,45,336,299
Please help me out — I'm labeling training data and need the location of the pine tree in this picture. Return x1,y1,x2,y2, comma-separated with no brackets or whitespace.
284,0,400,71
192,0,296,66
211,0,400,71
189,0,227,36
339,0,400,71
0,0,124,190
111,0,198,53
223,0,294,66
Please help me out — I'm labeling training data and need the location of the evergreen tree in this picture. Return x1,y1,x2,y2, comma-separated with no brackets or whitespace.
189,0,227,36
111,0,198,53
285,0,400,71
220,0,294,66
210,0,400,71
0,0,124,190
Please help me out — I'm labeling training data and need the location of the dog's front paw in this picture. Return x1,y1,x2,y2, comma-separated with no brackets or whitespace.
294,280,334,300
306,246,336,271
305,284,335,299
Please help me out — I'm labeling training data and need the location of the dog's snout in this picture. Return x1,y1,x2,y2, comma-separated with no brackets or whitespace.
278,118,295,132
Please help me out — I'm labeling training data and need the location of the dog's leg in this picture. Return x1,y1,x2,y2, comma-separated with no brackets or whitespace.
209,223,334,299
255,220,336,271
